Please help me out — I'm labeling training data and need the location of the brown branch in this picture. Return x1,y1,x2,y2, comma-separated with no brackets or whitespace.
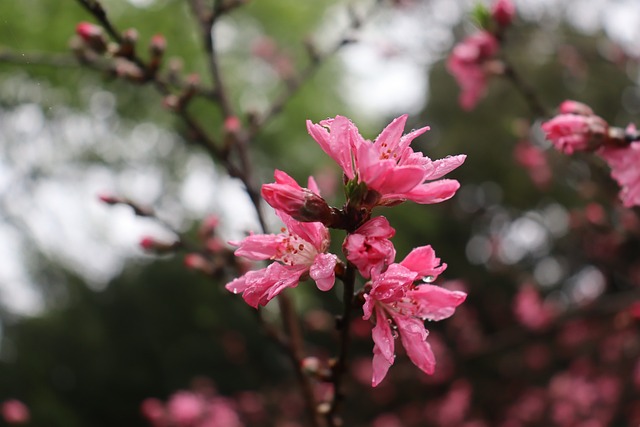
326,262,356,427
278,294,325,427
502,61,549,118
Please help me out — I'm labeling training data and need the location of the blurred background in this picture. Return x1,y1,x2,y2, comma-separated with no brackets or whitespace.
1,0,640,425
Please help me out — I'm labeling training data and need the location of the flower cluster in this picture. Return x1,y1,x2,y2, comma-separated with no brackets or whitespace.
226,115,467,385
542,100,640,207
446,0,515,110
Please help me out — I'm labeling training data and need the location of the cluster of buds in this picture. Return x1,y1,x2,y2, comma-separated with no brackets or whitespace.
225,114,467,386
446,0,515,110
73,22,166,82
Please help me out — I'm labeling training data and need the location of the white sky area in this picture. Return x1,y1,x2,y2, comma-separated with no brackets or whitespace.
2,0,640,315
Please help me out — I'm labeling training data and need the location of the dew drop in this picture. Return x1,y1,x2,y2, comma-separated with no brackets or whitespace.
391,330,399,339
422,275,435,283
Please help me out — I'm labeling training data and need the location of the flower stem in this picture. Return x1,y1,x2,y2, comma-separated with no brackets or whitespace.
326,262,356,426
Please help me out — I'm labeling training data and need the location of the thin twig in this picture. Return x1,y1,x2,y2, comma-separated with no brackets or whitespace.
326,263,356,427
502,61,548,118
279,294,325,427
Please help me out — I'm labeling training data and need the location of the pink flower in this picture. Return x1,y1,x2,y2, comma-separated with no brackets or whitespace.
344,216,396,278
541,113,608,154
446,31,499,110
362,246,466,386
167,391,205,426
226,211,338,308
513,284,556,331
306,115,465,207
491,0,515,28
598,137,640,207
261,170,333,224
1,400,30,425
76,22,103,41
513,140,551,188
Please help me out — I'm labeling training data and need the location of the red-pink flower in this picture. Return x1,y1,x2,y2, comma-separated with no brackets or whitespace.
446,31,499,111
558,100,594,116
362,246,466,386
1,400,30,425
598,136,640,208
513,284,557,331
343,216,396,278
306,115,465,206
261,170,333,223
491,0,515,28
226,211,338,308
541,113,608,154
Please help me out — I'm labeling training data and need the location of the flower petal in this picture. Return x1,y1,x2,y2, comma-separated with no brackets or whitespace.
395,315,436,375
407,285,467,321
309,253,338,291
400,245,447,280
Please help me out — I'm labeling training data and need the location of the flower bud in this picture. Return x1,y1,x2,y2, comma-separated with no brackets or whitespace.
558,100,594,116
1,400,30,425
76,22,108,54
139,236,178,253
262,183,333,224
491,0,515,28
150,34,166,56
541,113,609,154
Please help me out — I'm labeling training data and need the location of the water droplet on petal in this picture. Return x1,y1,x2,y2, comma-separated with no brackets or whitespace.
422,275,435,283
391,330,399,339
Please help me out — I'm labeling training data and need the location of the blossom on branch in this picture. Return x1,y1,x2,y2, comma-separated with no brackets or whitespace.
362,246,466,386
446,31,500,111
541,112,609,154
306,114,465,207
598,125,640,208
491,0,516,28
343,216,396,279
261,170,334,224
225,209,338,308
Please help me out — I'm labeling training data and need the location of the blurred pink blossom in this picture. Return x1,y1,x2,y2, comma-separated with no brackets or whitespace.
541,113,608,154
1,400,30,425
446,31,500,110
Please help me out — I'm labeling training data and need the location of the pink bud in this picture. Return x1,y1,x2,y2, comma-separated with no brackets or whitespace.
150,34,166,55
167,391,205,425
98,192,120,205
1,400,30,425
224,116,241,133
76,22,103,41
122,28,138,43
140,236,157,250
558,100,594,116
491,0,515,28
140,398,165,425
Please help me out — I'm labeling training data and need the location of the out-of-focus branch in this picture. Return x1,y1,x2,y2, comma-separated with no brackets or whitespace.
502,61,549,118
248,0,383,138
279,294,326,427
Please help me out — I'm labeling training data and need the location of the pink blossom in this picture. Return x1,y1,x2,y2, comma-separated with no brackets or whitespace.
1,400,30,425
261,170,333,223
306,115,465,207
343,216,396,278
362,246,466,386
598,138,640,207
446,31,499,110
541,113,608,154
513,140,551,188
513,284,556,331
226,211,338,307
491,0,515,28
167,391,205,426
76,22,103,41
141,398,167,427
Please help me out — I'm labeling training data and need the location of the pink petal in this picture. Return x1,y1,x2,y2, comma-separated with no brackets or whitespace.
370,264,417,302
371,305,395,386
376,165,427,195
309,253,338,291
395,315,435,375
233,234,282,260
374,114,408,154
227,263,304,308
423,155,466,180
398,125,430,154
407,285,467,321
399,179,461,204
273,169,300,187
400,245,447,280
355,216,396,239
